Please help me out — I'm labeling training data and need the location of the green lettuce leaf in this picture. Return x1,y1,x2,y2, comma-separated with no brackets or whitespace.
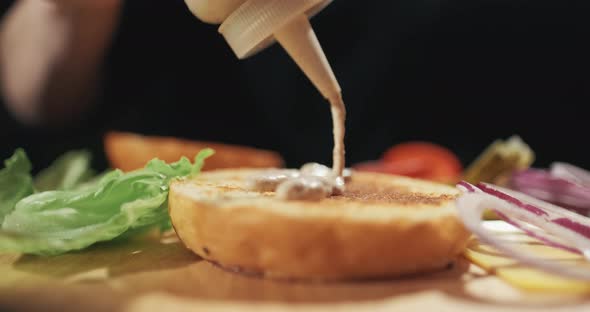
191,148,214,177
0,149,214,256
0,149,34,222
34,150,95,192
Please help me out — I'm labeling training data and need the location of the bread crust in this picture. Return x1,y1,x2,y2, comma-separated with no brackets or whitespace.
169,169,470,280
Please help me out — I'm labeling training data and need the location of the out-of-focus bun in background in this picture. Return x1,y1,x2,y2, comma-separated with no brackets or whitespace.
1,0,589,173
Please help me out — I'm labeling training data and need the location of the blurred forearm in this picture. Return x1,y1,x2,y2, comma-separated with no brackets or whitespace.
0,0,122,125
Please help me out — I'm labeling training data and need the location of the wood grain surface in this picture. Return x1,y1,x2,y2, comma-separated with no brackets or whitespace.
0,232,589,312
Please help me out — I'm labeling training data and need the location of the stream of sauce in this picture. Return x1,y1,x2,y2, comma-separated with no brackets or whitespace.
247,95,347,200
330,94,346,177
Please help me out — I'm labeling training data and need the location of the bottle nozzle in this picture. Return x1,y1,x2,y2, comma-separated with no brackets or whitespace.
274,15,340,99
218,0,340,99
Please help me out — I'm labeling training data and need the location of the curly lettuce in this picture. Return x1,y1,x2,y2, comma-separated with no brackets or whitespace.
34,150,95,192
0,149,34,222
0,148,214,256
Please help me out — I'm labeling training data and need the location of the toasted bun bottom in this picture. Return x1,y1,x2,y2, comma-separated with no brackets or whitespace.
104,131,284,172
169,169,470,280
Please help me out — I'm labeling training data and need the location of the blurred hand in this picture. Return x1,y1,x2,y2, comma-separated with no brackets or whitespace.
1,0,124,125
43,0,121,11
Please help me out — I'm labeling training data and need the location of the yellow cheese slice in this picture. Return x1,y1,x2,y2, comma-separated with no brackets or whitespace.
465,221,590,294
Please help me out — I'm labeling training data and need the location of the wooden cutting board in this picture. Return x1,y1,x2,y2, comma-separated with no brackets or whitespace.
0,231,589,312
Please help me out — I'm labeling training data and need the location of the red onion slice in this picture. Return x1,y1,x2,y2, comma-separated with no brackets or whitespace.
458,181,583,254
478,183,590,251
457,181,479,193
493,210,581,255
551,162,590,187
456,192,590,280
511,169,590,211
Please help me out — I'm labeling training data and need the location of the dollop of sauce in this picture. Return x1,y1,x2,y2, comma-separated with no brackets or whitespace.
247,163,351,201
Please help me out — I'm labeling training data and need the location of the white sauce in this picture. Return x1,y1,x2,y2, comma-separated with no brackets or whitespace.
247,163,350,201
247,94,347,200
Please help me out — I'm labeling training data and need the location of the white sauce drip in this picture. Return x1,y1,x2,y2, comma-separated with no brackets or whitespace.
247,94,347,200
330,94,346,177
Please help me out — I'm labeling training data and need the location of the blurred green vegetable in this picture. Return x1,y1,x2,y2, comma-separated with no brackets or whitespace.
34,150,95,192
0,149,34,222
0,148,214,256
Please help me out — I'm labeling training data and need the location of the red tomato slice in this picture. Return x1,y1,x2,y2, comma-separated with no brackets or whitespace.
381,142,462,183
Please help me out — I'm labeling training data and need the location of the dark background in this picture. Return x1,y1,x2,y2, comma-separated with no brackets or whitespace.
1,0,589,173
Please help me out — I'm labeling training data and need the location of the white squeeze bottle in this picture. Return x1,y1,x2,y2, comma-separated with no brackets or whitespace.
184,0,346,177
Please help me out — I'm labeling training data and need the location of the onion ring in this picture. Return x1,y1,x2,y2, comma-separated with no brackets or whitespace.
456,181,590,280
511,169,590,212
551,162,590,187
